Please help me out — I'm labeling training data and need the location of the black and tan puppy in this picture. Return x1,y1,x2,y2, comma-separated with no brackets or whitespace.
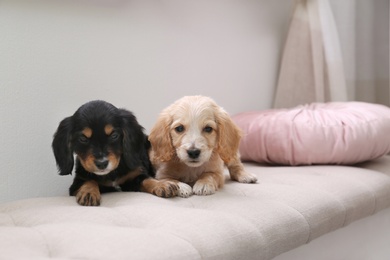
52,100,179,206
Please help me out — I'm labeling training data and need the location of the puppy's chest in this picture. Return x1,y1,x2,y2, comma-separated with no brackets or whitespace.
181,167,207,184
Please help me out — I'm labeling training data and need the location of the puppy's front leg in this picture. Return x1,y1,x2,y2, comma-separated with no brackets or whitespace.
193,171,224,196
227,156,257,184
176,181,193,198
74,180,101,206
140,178,179,198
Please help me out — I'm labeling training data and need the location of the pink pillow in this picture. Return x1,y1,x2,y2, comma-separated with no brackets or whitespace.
233,102,390,165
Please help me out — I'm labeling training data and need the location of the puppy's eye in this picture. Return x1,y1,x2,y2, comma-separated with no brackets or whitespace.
204,126,213,133
175,125,185,133
110,132,120,140
79,135,89,144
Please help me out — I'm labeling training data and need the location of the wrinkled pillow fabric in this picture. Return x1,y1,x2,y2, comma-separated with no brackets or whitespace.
233,102,390,165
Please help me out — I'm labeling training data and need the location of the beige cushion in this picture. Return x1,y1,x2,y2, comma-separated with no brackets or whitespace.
1,156,390,259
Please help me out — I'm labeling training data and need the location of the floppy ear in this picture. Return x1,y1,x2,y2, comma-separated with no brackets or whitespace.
52,116,74,175
148,111,175,162
119,109,145,169
215,107,243,164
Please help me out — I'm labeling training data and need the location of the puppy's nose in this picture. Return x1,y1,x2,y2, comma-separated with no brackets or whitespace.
94,159,109,170
187,149,201,159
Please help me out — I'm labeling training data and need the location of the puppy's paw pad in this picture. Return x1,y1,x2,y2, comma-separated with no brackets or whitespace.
153,181,179,198
177,182,192,198
193,182,217,196
76,191,101,206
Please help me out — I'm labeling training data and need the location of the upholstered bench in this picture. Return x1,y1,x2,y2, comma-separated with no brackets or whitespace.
1,156,390,259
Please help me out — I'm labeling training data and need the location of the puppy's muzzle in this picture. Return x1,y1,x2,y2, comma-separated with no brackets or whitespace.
94,158,109,170
187,149,201,159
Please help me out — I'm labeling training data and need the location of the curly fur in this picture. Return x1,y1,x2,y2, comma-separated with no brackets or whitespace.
149,96,257,197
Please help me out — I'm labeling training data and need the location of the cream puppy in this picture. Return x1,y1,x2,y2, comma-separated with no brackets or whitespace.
149,95,257,197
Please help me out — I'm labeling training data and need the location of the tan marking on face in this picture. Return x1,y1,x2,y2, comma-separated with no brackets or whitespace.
104,124,114,136
76,180,101,206
78,130,94,173
79,154,96,173
78,152,120,174
107,152,120,170
82,127,93,138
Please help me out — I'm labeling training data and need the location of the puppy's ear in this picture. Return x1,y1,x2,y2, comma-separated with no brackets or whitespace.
215,107,243,164
52,116,74,175
148,112,174,162
119,109,145,169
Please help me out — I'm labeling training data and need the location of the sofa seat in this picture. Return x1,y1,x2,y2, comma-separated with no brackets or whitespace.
1,156,390,260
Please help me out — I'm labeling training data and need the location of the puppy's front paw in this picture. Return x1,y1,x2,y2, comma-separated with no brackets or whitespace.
234,171,258,184
76,183,101,206
177,182,192,198
151,180,179,198
193,180,217,196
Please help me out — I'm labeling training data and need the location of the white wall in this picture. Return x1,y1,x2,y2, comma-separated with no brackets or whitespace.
0,0,292,203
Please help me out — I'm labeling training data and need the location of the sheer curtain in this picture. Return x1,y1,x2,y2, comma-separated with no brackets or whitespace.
273,0,347,108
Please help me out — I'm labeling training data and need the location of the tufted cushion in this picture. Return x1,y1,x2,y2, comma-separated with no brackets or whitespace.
233,102,390,165
1,158,390,259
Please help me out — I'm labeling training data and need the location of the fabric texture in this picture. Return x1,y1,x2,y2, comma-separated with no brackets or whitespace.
1,156,390,260
233,102,390,165
273,0,347,108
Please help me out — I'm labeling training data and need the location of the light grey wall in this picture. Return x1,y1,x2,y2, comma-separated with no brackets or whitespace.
0,0,292,203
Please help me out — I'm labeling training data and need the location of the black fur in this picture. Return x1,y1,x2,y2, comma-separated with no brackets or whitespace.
52,100,156,204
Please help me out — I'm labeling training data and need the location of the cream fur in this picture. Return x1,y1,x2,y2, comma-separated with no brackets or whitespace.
149,95,257,197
